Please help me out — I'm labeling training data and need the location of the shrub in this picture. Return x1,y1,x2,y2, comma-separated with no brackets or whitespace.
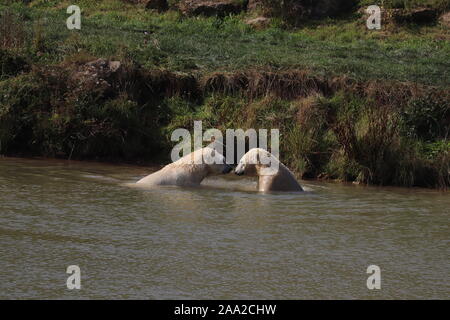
283,94,334,177
400,93,450,142
0,73,52,155
0,66,169,160
258,0,358,26
0,49,29,79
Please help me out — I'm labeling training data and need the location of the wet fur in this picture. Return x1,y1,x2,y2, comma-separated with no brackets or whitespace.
137,148,229,187
235,148,303,192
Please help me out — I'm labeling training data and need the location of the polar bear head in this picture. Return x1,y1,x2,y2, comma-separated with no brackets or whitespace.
234,148,279,176
175,147,233,175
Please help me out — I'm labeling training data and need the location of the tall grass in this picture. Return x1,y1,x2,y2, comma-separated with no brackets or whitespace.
161,88,449,188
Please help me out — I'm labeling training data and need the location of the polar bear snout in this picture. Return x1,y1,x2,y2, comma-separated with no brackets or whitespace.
234,164,244,175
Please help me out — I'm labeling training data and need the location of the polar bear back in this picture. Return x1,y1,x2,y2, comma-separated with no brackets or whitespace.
136,147,226,186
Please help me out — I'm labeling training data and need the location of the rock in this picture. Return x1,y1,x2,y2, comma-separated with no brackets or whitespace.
84,59,122,76
178,0,245,17
247,0,355,25
247,0,263,11
145,0,169,12
108,61,122,73
245,16,271,29
439,11,450,27
70,59,122,94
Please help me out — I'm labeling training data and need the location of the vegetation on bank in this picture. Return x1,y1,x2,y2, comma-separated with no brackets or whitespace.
0,1,449,188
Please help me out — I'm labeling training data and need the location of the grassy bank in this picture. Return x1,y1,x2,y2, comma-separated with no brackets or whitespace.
1,0,449,84
0,1,449,188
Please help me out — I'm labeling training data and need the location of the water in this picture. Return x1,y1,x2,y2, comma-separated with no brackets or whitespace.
0,157,448,299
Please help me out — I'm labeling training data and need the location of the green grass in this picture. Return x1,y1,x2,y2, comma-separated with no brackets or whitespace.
1,0,449,85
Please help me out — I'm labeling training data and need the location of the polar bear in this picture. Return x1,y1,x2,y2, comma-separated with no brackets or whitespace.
136,147,233,187
234,148,303,192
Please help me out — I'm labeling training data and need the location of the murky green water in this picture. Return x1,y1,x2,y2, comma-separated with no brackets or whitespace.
0,157,448,299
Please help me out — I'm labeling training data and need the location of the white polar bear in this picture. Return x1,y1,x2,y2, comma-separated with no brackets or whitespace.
234,148,303,192
136,147,233,187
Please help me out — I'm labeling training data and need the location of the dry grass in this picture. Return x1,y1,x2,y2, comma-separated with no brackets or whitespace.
0,8,26,50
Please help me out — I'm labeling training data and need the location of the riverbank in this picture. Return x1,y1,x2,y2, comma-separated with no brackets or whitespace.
0,1,449,188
